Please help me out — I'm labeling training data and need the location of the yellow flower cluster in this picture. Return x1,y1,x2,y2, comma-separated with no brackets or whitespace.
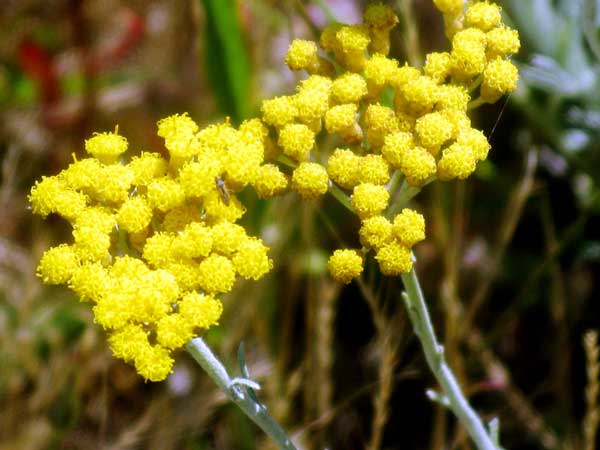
30,116,278,381
32,2,521,377
270,2,519,284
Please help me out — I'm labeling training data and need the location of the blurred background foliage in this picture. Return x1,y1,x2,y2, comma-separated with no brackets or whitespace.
1,0,599,449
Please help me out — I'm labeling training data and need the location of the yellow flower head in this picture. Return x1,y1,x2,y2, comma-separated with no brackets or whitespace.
432,0,464,16
358,154,390,185
336,25,370,71
486,26,521,59
232,237,273,280
465,1,502,31
294,75,332,124
325,103,361,143
252,164,289,198
178,291,223,330
331,73,368,104
392,143,437,187
37,244,79,285
156,314,194,350
402,76,441,114
437,143,477,180
261,96,298,128
327,148,361,189
210,222,247,255
364,54,399,91
392,208,426,247
450,28,488,79
285,39,319,72
375,242,413,275
117,196,152,233
292,162,329,199
481,58,519,103
129,152,168,186
457,127,491,161
415,111,454,150
364,104,400,149
195,254,236,294
364,3,398,54
29,176,88,220
171,222,213,259
435,84,471,111
423,52,452,83
278,123,315,162
147,177,186,212
381,131,414,168
359,215,393,249
352,183,389,219
180,156,222,200
85,131,128,164
327,249,364,284
157,114,200,161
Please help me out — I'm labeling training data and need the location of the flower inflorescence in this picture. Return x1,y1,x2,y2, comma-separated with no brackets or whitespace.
31,116,278,381
31,1,520,379
269,1,519,283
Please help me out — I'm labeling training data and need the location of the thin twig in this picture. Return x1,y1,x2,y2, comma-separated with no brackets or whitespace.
583,331,600,450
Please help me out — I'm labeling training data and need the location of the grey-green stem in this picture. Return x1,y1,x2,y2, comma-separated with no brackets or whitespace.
185,338,297,450
400,268,498,450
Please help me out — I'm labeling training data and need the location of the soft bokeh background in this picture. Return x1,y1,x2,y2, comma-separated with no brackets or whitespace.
1,0,600,449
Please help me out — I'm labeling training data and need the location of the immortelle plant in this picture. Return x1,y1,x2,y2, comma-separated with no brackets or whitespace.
30,1,519,449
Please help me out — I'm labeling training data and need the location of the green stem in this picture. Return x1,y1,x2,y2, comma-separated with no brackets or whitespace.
468,96,486,110
400,268,498,450
387,180,425,218
185,338,297,450
328,182,354,213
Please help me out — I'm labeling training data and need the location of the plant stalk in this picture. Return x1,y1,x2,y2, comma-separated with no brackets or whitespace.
400,268,497,450
185,337,297,450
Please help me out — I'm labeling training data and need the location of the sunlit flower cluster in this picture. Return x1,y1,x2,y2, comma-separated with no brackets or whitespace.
32,1,520,378
269,1,519,283
31,117,277,381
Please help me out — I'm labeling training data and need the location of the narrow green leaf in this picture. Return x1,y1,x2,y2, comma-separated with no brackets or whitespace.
200,0,251,124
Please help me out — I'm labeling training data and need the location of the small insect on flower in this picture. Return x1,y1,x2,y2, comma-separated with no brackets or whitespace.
215,176,230,205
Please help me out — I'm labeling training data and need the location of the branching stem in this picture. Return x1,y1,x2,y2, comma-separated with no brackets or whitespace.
185,338,297,450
